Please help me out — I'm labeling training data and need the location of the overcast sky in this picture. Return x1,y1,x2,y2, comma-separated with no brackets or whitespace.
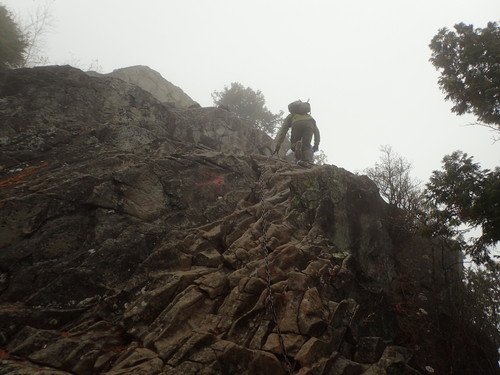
3,0,499,183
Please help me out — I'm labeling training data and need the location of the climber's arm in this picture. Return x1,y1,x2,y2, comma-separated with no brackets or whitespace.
312,120,320,152
274,114,293,154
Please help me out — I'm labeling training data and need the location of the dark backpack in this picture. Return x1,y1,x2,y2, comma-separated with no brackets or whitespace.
288,100,310,115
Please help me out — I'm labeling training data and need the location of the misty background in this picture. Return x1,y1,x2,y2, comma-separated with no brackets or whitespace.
2,0,499,183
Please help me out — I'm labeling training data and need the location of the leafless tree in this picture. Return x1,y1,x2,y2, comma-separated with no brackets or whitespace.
466,122,500,143
313,149,328,165
365,145,423,221
17,0,54,67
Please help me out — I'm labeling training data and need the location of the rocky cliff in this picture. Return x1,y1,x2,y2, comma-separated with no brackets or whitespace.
0,66,498,375
89,65,197,108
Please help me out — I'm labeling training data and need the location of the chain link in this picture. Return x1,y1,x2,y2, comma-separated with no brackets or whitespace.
257,163,294,375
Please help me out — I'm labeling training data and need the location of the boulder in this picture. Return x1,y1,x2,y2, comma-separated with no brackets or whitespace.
94,65,196,107
0,65,497,375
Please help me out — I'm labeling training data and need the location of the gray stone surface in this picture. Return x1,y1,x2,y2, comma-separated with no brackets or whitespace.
92,65,196,107
0,65,496,375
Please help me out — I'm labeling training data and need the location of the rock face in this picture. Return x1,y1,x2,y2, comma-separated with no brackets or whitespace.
98,65,196,107
0,66,498,375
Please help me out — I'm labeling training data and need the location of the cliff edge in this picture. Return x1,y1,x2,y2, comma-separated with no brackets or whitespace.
0,66,497,375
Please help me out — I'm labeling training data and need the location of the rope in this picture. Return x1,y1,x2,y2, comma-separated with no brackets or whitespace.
257,162,294,375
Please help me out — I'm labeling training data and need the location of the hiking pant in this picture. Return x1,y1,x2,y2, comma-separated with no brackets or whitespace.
290,120,314,162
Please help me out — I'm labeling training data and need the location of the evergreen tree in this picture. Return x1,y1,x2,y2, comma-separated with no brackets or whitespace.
429,22,500,128
426,151,500,265
462,265,500,347
212,82,283,135
0,5,27,69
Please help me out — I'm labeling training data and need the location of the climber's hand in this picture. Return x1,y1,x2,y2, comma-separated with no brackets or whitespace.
312,145,318,153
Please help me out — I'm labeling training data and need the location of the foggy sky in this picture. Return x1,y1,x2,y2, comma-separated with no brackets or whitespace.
2,0,499,183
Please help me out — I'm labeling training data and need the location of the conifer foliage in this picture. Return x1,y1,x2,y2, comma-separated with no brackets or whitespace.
426,151,500,265
0,5,27,69
429,22,500,128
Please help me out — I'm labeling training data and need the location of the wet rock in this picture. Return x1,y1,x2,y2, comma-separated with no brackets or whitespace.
362,346,420,375
354,336,386,364
0,360,72,375
295,337,331,367
263,332,306,356
298,287,328,336
105,348,163,375
214,341,286,375
0,65,496,375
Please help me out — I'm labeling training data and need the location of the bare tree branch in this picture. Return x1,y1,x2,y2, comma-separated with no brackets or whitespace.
365,145,424,231
19,0,54,67
464,122,500,143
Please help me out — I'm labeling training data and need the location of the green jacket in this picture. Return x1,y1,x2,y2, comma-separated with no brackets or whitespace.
275,113,320,150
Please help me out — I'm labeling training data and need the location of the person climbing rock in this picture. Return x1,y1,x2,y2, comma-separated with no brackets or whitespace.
274,100,320,163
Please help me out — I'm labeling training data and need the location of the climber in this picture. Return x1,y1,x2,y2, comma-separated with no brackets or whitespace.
273,100,320,163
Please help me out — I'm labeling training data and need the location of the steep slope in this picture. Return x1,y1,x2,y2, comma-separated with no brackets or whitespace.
95,65,197,107
0,66,497,375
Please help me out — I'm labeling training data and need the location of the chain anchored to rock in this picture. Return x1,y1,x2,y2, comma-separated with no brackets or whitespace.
257,163,294,375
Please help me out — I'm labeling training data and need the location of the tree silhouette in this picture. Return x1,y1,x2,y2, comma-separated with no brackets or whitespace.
426,151,500,265
430,22,500,129
212,82,283,135
0,5,27,69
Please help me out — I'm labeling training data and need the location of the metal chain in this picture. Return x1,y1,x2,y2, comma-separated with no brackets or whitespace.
257,163,294,375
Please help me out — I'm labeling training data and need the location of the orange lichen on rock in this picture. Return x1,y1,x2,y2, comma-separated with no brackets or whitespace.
0,349,9,360
0,162,48,188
